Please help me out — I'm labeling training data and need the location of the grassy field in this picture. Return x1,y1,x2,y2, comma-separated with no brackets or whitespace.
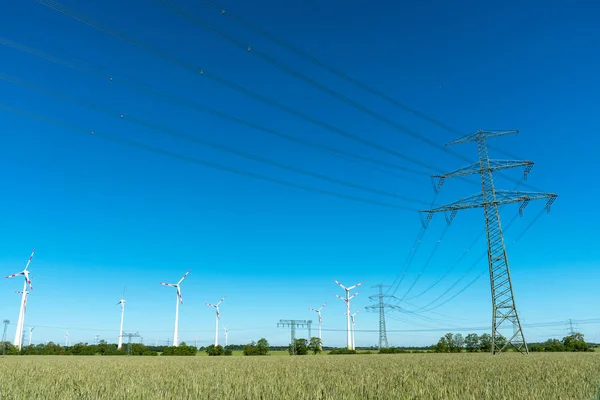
1,353,599,399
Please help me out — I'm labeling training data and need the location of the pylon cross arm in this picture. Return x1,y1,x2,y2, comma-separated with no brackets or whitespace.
420,190,557,214
433,160,534,180
446,130,518,146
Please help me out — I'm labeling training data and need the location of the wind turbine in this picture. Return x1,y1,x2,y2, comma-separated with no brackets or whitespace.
309,303,326,348
117,287,126,350
160,270,190,346
5,249,35,350
223,325,229,347
206,296,225,346
28,327,35,346
65,331,69,347
334,279,362,350
350,310,359,350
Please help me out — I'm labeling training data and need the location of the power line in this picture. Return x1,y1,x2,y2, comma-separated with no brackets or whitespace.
410,205,550,316
0,72,427,207
406,213,520,312
198,0,527,163
152,0,474,164
403,230,485,301
0,37,429,180
0,103,418,211
35,0,451,175
398,224,452,301
401,177,529,303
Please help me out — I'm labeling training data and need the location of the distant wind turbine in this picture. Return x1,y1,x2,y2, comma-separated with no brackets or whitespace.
117,287,126,350
334,279,362,350
5,248,35,351
28,327,35,346
223,325,229,347
206,297,226,346
309,303,326,347
160,270,190,346
350,310,359,350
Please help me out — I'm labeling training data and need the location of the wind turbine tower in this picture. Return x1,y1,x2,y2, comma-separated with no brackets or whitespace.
309,303,326,347
28,327,35,346
206,296,226,346
65,331,69,347
5,248,35,351
117,288,126,350
160,270,190,346
334,280,362,350
350,310,359,350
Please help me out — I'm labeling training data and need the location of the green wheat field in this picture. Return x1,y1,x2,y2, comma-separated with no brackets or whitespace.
1,353,600,399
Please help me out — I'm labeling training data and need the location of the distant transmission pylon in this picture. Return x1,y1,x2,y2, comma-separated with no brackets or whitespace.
365,284,400,349
422,130,557,355
277,319,312,355
2,320,10,356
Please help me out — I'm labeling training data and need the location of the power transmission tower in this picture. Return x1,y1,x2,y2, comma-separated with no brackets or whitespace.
2,320,10,356
121,332,141,356
422,130,557,355
277,319,312,355
365,284,400,349
567,319,577,335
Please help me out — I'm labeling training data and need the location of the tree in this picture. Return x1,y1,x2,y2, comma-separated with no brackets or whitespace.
435,336,450,353
479,333,492,353
465,333,480,352
289,338,308,355
452,333,464,353
444,333,456,352
256,338,270,355
206,344,224,356
562,333,589,352
544,338,564,352
308,337,322,355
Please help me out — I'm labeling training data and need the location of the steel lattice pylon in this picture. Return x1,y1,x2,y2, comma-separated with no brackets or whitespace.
277,320,312,355
422,130,557,354
365,284,399,349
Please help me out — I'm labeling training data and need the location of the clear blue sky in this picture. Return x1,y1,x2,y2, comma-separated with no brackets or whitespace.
0,0,598,348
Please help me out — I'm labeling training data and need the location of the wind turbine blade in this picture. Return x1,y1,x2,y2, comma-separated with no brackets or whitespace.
333,279,347,290
178,270,191,284
334,294,345,301
177,287,183,304
23,248,36,271
24,271,33,290
5,272,24,279
206,303,215,307
217,296,226,306
349,292,359,300
159,282,175,287
320,303,327,310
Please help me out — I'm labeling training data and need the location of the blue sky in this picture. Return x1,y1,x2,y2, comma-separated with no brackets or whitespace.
0,0,598,348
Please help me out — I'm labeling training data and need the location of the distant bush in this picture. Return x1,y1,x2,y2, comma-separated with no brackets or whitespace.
161,342,197,356
223,349,233,356
244,338,270,356
205,345,224,356
379,347,411,354
328,349,357,355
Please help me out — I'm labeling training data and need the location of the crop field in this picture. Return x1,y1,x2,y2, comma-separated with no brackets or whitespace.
1,353,600,399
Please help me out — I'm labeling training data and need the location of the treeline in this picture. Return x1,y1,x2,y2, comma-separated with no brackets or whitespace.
529,333,591,352
0,341,157,356
432,332,591,353
161,342,198,356
434,333,499,353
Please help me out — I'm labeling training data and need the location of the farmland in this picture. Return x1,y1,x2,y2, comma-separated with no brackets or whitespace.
1,353,600,399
